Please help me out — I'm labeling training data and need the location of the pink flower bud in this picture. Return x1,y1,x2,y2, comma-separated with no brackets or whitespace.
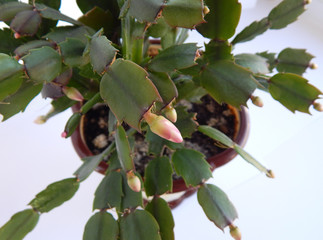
62,86,84,102
164,105,177,123
126,172,141,192
144,111,183,143
229,224,241,240
14,32,21,39
61,131,67,138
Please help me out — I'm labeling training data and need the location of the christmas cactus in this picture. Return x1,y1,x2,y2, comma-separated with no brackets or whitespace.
0,0,321,239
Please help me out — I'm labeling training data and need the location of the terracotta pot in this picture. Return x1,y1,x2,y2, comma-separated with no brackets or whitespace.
71,104,249,208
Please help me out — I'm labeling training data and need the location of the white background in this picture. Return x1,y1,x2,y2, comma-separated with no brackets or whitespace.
1,0,323,239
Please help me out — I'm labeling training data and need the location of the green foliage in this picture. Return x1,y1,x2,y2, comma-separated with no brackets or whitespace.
0,53,23,101
74,144,115,182
146,197,175,240
196,0,241,40
276,48,314,75
163,0,204,29
0,2,32,21
0,28,24,54
232,17,269,44
148,72,177,109
198,125,234,148
234,53,269,74
148,43,198,72
120,171,143,211
0,81,42,121
78,6,117,38
269,73,322,113
204,40,233,61
0,0,321,238
268,0,307,29
120,210,161,240
128,0,164,23
172,149,212,187
174,106,198,138
14,40,54,58
200,60,258,108
144,157,173,196
89,32,118,74
23,46,62,83
59,38,88,67
100,59,162,130
115,125,134,172
29,178,79,213
10,10,41,36
83,212,119,240
0,209,39,240
93,171,123,210
198,184,238,230
44,26,93,44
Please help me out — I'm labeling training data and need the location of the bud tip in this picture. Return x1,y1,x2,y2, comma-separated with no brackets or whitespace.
251,96,263,108
229,224,241,240
61,131,67,138
313,102,323,112
127,172,141,192
165,105,177,123
62,86,84,102
34,116,47,124
266,169,275,178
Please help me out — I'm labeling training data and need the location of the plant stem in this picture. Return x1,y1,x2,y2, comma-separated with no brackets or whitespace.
131,38,144,64
121,15,131,60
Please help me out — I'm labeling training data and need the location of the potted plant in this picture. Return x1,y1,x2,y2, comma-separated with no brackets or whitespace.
0,0,321,239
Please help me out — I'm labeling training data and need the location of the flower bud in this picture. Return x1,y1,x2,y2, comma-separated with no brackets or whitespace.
313,102,323,112
251,96,263,107
14,32,21,39
61,131,67,138
229,224,241,240
309,63,318,69
62,86,84,102
34,115,47,124
126,172,141,192
266,169,275,178
164,105,177,123
144,111,183,143
203,6,210,15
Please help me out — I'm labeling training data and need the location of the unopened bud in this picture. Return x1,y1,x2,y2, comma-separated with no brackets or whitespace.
34,115,47,124
144,110,183,143
305,0,311,4
164,105,177,123
313,102,323,112
309,63,318,69
127,172,141,192
61,131,67,138
251,96,263,107
266,169,275,178
14,32,21,39
62,86,84,102
229,224,241,240
203,6,210,15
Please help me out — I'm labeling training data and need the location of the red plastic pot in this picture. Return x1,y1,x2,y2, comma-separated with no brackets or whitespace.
71,104,250,208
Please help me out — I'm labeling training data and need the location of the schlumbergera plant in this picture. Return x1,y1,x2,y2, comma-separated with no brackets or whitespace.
0,0,322,239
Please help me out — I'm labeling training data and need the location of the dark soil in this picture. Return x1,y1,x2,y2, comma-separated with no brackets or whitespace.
185,95,238,158
81,96,239,176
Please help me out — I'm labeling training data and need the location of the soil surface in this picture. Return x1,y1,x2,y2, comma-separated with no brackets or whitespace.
81,96,239,176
